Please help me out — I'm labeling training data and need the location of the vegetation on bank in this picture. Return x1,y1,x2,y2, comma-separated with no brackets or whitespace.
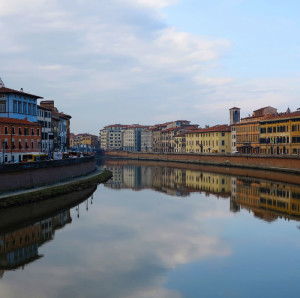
0,170,112,209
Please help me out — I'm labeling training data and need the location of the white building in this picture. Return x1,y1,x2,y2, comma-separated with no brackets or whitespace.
37,105,53,154
141,129,153,152
229,107,240,152
100,124,127,150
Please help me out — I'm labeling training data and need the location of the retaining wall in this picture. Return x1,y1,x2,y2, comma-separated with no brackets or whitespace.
0,156,96,193
104,151,300,174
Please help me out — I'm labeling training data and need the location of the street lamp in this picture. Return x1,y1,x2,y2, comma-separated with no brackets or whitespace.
2,141,5,164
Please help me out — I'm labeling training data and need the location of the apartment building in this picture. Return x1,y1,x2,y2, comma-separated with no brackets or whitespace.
122,125,149,152
0,84,42,123
186,124,231,153
39,101,71,152
259,110,300,155
235,106,277,154
100,124,127,150
0,117,42,163
37,105,53,154
141,129,153,152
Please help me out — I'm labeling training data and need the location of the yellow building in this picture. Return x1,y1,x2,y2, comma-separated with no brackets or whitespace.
71,133,99,149
259,111,300,155
185,124,231,153
174,133,186,153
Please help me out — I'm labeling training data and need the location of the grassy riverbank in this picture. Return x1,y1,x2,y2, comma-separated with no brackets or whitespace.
0,169,112,209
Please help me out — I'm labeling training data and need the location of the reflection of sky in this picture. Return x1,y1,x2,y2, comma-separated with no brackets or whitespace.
1,185,300,297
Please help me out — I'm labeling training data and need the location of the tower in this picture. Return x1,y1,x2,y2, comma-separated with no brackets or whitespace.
229,107,240,125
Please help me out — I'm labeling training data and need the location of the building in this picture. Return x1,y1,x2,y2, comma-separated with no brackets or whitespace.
39,101,71,152
141,129,153,152
229,107,240,152
259,110,300,155
70,133,99,149
122,125,149,152
0,117,42,163
235,106,277,154
0,84,42,123
37,105,53,154
174,133,186,153
100,124,127,150
186,124,231,153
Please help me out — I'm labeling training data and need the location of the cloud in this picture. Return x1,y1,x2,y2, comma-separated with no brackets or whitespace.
0,0,298,134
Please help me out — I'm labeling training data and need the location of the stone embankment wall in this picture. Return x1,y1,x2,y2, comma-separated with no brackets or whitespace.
0,156,96,193
104,151,300,174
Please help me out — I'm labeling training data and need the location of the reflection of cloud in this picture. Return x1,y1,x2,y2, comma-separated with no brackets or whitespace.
0,187,232,297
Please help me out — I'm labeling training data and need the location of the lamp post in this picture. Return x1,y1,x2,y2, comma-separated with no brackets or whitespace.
2,141,5,164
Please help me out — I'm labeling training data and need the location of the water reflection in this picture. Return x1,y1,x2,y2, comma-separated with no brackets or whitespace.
0,210,71,276
0,191,95,279
104,160,300,222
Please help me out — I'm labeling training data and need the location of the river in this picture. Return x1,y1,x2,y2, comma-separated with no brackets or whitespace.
0,159,300,298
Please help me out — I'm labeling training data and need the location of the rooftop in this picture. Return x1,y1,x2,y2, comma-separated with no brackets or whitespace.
0,87,43,99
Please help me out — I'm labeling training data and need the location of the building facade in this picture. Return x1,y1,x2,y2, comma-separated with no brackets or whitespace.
0,86,42,123
259,111,300,155
0,118,42,163
186,125,231,153
37,105,53,154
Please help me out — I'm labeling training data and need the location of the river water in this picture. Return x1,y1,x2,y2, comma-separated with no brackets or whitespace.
0,160,300,298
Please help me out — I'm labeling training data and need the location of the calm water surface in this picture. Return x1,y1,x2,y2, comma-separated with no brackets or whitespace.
1,161,300,298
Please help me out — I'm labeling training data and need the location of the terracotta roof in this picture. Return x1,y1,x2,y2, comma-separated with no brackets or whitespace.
186,124,231,134
0,87,43,99
260,111,300,122
0,117,41,126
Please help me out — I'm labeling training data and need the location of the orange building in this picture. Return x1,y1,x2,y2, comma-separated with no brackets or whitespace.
0,117,42,163
235,106,277,154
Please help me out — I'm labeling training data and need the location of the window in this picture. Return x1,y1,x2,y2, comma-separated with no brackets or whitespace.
23,102,27,114
13,100,18,112
31,128,34,135
19,140,22,149
4,126,8,134
222,140,225,146
31,140,34,149
19,127,22,135
0,100,6,112
11,126,15,134
18,101,22,113
37,128,40,136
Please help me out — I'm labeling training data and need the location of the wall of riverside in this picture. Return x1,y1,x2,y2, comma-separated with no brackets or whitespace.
0,156,96,193
104,151,300,173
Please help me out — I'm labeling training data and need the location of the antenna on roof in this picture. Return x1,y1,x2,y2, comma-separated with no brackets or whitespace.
0,78,4,88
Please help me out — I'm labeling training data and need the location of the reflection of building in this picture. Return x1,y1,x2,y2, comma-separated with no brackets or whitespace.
0,210,71,276
233,177,300,221
186,170,231,197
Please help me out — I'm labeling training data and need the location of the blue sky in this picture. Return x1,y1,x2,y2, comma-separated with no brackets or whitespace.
0,0,299,134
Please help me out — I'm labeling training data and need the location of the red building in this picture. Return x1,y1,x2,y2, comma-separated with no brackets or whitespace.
0,117,42,163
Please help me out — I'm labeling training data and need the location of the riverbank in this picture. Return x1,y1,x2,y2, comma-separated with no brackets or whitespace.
0,168,112,207
104,151,300,175
0,156,97,193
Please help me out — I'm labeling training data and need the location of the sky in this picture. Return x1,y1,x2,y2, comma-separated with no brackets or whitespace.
0,0,300,135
